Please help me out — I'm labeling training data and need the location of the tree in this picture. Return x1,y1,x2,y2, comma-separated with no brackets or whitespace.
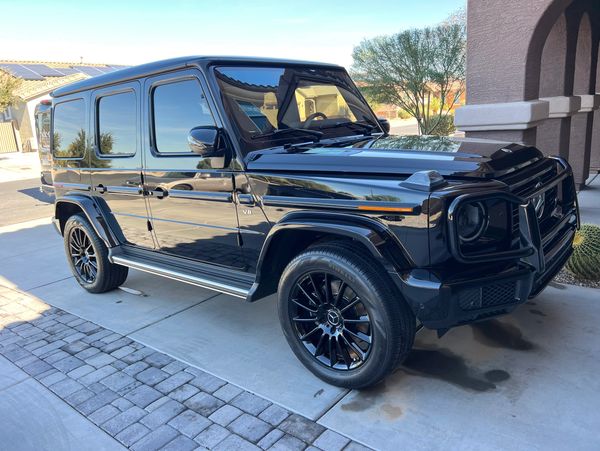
0,72,21,114
351,21,465,135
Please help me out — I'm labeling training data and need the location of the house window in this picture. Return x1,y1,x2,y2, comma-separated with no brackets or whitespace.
152,79,215,154
97,91,136,156
1,108,12,121
53,99,86,158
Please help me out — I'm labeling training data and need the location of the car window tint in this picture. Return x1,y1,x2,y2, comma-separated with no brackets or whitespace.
53,99,86,158
98,91,136,156
153,79,215,153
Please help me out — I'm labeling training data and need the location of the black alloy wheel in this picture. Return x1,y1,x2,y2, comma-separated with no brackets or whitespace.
278,243,416,389
68,226,98,283
63,214,128,293
289,271,372,370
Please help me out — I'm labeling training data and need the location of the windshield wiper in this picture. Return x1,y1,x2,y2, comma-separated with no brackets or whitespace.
251,128,323,142
318,121,376,135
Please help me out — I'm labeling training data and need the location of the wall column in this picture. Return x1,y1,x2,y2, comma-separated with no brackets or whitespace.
457,0,575,145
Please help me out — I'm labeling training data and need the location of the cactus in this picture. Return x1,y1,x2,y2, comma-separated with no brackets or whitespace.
566,224,600,281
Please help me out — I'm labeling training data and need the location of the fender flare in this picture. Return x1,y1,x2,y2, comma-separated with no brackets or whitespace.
247,210,413,302
55,194,121,248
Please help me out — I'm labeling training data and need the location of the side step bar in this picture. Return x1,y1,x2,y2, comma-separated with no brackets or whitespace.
110,251,253,299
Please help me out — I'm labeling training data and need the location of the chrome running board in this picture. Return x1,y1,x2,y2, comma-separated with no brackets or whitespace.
110,247,254,299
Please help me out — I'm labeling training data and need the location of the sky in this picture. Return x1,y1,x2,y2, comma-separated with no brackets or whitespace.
3,0,465,68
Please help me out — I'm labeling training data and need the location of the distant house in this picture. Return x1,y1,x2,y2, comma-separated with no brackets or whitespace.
0,61,127,153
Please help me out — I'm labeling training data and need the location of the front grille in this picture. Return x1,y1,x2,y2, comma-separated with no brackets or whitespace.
507,160,559,239
458,281,517,311
501,158,577,290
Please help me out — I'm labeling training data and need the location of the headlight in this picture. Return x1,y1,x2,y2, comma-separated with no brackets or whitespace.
457,202,488,243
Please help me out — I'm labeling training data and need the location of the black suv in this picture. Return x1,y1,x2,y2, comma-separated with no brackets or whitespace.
49,57,578,388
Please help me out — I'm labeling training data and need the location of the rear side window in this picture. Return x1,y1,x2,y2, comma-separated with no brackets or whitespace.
35,110,51,149
152,79,215,154
97,91,136,156
53,99,86,158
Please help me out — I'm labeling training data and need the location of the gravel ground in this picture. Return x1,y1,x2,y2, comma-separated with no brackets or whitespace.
554,269,600,289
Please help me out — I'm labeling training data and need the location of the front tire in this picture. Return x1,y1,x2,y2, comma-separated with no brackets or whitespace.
278,243,415,389
63,214,128,293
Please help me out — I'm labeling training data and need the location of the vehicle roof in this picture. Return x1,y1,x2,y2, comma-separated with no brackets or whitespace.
51,56,344,98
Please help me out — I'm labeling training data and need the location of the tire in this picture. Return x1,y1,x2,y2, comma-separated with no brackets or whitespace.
63,214,128,293
278,242,415,389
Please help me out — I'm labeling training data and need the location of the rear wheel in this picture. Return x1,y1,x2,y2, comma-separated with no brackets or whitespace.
63,214,128,293
278,243,415,389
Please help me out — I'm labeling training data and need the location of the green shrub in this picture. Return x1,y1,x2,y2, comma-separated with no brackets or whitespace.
397,109,412,119
566,224,600,281
426,114,456,136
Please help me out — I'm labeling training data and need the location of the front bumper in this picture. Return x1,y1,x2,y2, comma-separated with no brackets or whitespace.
397,246,572,330
397,203,577,331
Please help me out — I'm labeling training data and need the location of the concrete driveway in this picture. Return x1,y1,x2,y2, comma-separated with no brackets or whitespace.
1,218,599,450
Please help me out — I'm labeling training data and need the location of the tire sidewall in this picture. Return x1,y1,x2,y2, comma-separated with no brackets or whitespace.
278,251,397,387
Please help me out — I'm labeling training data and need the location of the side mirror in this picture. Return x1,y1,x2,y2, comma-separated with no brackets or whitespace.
377,117,391,134
188,126,225,157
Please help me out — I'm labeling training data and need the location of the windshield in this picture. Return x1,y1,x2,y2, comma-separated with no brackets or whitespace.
214,66,379,154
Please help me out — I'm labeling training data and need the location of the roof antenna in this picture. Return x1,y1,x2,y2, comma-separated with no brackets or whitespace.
80,56,83,64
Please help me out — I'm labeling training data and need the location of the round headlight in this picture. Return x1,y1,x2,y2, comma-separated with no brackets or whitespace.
457,202,488,243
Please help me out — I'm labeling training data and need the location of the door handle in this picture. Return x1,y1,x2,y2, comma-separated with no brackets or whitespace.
237,193,255,206
147,187,168,199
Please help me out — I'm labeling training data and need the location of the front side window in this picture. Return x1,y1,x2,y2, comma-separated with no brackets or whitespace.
53,99,86,158
152,79,215,154
97,91,137,156
214,66,378,154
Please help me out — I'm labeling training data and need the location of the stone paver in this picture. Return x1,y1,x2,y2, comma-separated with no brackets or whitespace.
313,429,351,451
0,285,365,451
228,413,272,443
140,399,185,429
258,429,285,449
259,404,290,426
102,406,146,435
231,391,272,416
168,383,199,402
194,423,230,449
214,433,260,450
279,414,326,443
184,391,225,416
115,423,151,447
162,435,198,451
257,429,284,449
168,409,212,438
125,384,163,408
209,404,243,426
130,424,179,451
135,366,168,386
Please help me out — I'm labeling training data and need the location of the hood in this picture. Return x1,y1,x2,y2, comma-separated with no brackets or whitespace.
245,135,544,179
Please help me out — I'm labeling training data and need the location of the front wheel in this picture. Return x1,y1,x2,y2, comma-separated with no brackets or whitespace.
63,214,128,293
278,243,415,389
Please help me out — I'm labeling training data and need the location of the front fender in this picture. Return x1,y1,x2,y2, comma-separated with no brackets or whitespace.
55,194,121,247
247,210,413,302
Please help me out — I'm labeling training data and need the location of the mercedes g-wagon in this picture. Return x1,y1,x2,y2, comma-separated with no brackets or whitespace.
48,57,578,388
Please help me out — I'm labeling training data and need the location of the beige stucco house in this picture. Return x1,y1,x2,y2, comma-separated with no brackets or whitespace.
0,61,124,153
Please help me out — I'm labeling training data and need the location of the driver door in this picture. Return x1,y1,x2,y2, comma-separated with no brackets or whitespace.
142,70,245,269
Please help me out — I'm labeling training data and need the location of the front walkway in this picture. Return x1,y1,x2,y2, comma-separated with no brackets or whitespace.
0,283,367,451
